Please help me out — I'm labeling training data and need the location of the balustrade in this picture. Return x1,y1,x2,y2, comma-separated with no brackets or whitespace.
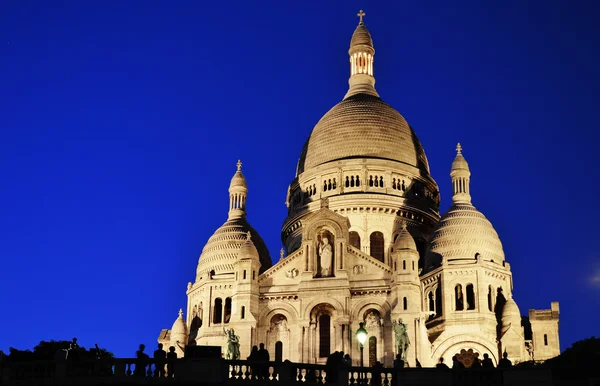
0,358,554,386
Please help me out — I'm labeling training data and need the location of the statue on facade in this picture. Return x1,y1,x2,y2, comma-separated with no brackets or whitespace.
393,319,410,361
316,229,334,277
223,328,240,360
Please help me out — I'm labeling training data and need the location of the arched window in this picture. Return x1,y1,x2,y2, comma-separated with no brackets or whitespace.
403,297,408,310
356,176,360,187
241,306,245,319
213,298,222,324
370,232,384,262
319,315,331,358
253,271,255,280
428,292,435,313
455,285,464,311
368,336,377,367
487,285,493,312
403,260,406,270
544,334,548,346
349,231,361,250
412,261,415,271
243,270,247,280
466,284,475,310
346,176,350,188
224,297,232,323
379,176,384,187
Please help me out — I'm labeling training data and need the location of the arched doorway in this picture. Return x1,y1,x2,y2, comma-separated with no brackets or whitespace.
309,303,337,362
268,314,289,361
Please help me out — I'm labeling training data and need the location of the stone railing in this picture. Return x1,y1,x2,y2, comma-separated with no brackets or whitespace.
0,358,561,386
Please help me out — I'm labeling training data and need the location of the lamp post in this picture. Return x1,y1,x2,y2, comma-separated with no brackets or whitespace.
356,322,368,368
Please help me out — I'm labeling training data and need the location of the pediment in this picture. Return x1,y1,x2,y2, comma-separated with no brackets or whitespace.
258,248,305,287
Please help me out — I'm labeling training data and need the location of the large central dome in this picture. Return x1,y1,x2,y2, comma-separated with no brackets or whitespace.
296,93,430,175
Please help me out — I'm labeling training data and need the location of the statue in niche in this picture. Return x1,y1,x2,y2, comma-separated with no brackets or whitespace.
271,315,288,332
365,311,381,329
316,229,334,277
393,318,410,361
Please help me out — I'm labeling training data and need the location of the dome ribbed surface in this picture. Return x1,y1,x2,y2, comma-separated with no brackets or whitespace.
297,94,431,174
350,24,373,48
501,297,522,333
195,217,271,280
452,154,469,171
424,204,505,269
394,229,417,251
229,171,247,189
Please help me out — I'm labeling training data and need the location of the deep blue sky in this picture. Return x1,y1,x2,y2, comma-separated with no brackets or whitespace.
1,1,598,358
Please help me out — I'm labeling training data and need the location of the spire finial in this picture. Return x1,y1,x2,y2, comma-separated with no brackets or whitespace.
400,221,408,231
357,9,366,25
236,159,242,172
246,231,251,241
178,308,183,317
456,143,462,155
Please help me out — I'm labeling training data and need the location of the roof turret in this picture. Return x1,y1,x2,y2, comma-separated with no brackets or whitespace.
170,309,188,341
345,10,379,99
394,222,417,251
238,231,259,261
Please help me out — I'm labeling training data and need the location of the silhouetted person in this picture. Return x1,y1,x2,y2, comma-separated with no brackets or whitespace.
166,346,177,378
135,344,149,376
482,353,494,369
436,357,449,369
471,356,481,368
370,361,384,386
394,353,405,370
325,351,345,383
247,345,259,379
257,343,270,380
344,354,351,366
452,355,464,369
153,343,167,378
498,352,512,368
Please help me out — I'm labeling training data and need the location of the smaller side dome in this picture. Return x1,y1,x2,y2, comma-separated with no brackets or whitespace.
239,231,259,261
229,160,247,190
170,309,188,340
394,223,417,251
501,296,522,334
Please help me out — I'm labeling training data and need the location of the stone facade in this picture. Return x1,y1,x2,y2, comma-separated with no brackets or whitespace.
158,12,560,367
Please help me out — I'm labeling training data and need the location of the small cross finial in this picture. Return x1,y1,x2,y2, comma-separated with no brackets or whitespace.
357,9,366,24
236,159,242,172
280,247,285,260
246,231,251,241
178,308,183,317
400,221,407,231
456,143,462,155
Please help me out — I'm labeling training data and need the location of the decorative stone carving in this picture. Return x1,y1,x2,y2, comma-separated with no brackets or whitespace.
285,268,299,279
315,229,334,277
353,264,367,275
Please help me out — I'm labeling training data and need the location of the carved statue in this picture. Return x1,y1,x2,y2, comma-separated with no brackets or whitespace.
316,230,334,277
223,328,240,360
285,268,299,278
392,318,410,361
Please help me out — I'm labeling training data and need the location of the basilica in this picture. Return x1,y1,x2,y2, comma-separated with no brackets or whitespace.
158,12,560,368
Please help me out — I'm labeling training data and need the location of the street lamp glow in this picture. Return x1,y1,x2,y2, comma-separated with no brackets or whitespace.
356,322,368,346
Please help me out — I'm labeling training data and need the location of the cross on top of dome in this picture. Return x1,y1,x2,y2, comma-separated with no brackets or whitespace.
357,9,366,25
456,143,463,155
236,159,242,172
